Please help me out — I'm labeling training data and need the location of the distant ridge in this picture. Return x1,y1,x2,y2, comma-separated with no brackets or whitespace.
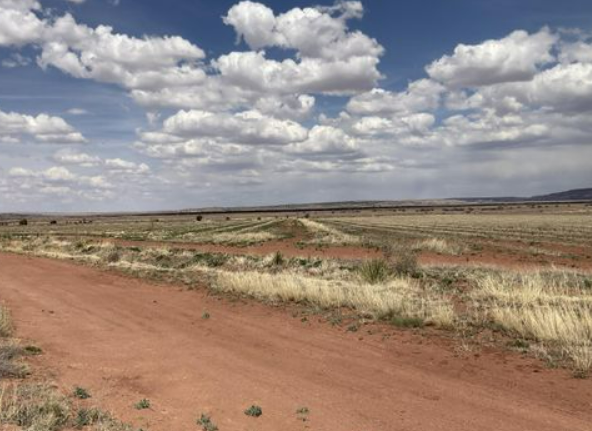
451,188,592,203
531,188,592,202
1,187,590,217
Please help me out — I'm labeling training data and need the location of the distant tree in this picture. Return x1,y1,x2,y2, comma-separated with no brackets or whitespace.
50,220,57,225
19,219,28,226
196,215,203,221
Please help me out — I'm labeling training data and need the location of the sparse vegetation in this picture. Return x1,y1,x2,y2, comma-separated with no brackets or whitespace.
471,270,592,376
196,413,218,431
358,259,390,284
1,206,592,377
244,405,262,417
134,399,150,410
272,251,284,266
73,386,91,400
0,305,12,337
296,406,309,422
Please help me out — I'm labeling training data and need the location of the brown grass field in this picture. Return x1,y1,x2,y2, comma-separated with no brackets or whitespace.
0,202,591,430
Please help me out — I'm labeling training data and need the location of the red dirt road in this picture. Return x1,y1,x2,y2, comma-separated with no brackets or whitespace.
1,253,591,431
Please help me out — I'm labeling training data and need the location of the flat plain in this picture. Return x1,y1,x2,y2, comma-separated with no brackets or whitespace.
1,201,591,430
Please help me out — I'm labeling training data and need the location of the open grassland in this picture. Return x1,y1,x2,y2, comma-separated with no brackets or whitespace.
1,221,591,376
1,204,592,376
327,211,592,246
0,215,289,246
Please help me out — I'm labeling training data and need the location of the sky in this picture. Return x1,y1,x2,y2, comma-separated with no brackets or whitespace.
1,0,592,212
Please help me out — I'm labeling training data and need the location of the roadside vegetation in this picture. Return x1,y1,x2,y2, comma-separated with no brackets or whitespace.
0,304,145,431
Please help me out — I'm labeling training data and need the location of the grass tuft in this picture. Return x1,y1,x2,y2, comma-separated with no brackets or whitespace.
197,413,218,431
134,399,150,410
244,405,262,417
358,259,390,284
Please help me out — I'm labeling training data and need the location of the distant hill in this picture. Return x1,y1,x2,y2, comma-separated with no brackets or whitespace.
530,188,592,202
1,188,590,218
451,188,592,203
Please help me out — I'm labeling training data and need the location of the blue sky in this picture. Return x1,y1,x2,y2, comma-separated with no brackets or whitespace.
1,0,592,211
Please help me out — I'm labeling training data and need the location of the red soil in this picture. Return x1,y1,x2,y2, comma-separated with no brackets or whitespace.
1,253,591,431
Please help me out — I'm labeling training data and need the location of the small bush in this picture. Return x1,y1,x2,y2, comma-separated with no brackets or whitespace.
196,215,203,221
389,249,419,276
23,345,43,356
134,399,150,410
19,219,28,226
272,251,284,266
73,386,91,400
296,406,310,421
75,407,107,428
359,259,390,284
105,249,121,264
197,413,218,431
388,315,424,328
244,405,262,417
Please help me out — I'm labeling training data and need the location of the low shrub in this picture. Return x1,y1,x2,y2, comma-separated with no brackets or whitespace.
358,259,390,284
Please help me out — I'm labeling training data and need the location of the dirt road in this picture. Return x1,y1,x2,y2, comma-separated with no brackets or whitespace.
1,253,591,431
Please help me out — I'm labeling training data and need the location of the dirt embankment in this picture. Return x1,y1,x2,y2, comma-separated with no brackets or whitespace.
1,253,591,431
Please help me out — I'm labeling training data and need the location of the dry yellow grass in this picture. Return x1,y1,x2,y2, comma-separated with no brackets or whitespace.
472,270,592,374
0,307,12,338
412,238,466,255
299,218,360,245
331,213,592,245
215,270,454,327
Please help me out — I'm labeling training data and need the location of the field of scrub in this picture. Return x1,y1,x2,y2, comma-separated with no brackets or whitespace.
1,208,592,377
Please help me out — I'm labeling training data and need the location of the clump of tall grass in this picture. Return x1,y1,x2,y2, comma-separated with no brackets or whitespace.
358,259,390,284
472,269,592,375
0,383,136,431
0,384,71,431
214,270,454,327
0,306,12,338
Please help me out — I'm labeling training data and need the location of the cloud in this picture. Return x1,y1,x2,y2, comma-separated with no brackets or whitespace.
105,158,150,174
0,109,86,143
1,52,32,68
52,149,151,175
1,1,383,114
66,108,88,115
223,1,380,61
285,125,360,156
426,29,557,88
0,0,44,47
2,1,592,209
157,109,309,145
53,148,101,166
347,79,444,116
38,14,206,91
